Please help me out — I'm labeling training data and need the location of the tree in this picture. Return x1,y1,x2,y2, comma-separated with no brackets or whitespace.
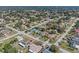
50,45,59,53
3,43,12,53
3,43,17,53
75,21,79,28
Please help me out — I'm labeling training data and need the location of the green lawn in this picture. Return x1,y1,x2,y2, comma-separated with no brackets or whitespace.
39,35,48,41
2,43,17,53
0,36,18,53
60,40,77,52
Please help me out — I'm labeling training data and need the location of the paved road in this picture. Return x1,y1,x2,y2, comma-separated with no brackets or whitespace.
6,25,20,32
0,33,18,43
2,17,78,53
59,48,69,53
4,17,79,53
26,19,54,32
0,25,19,43
55,18,78,46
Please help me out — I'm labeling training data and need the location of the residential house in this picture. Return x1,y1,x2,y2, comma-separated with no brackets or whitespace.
29,43,42,53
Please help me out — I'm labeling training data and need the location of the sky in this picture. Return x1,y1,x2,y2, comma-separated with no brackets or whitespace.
0,0,79,59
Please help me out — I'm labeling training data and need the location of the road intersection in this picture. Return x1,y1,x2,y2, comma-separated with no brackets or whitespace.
0,17,78,53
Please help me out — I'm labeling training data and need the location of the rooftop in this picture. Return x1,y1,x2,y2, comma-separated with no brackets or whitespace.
29,43,42,53
75,28,79,33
